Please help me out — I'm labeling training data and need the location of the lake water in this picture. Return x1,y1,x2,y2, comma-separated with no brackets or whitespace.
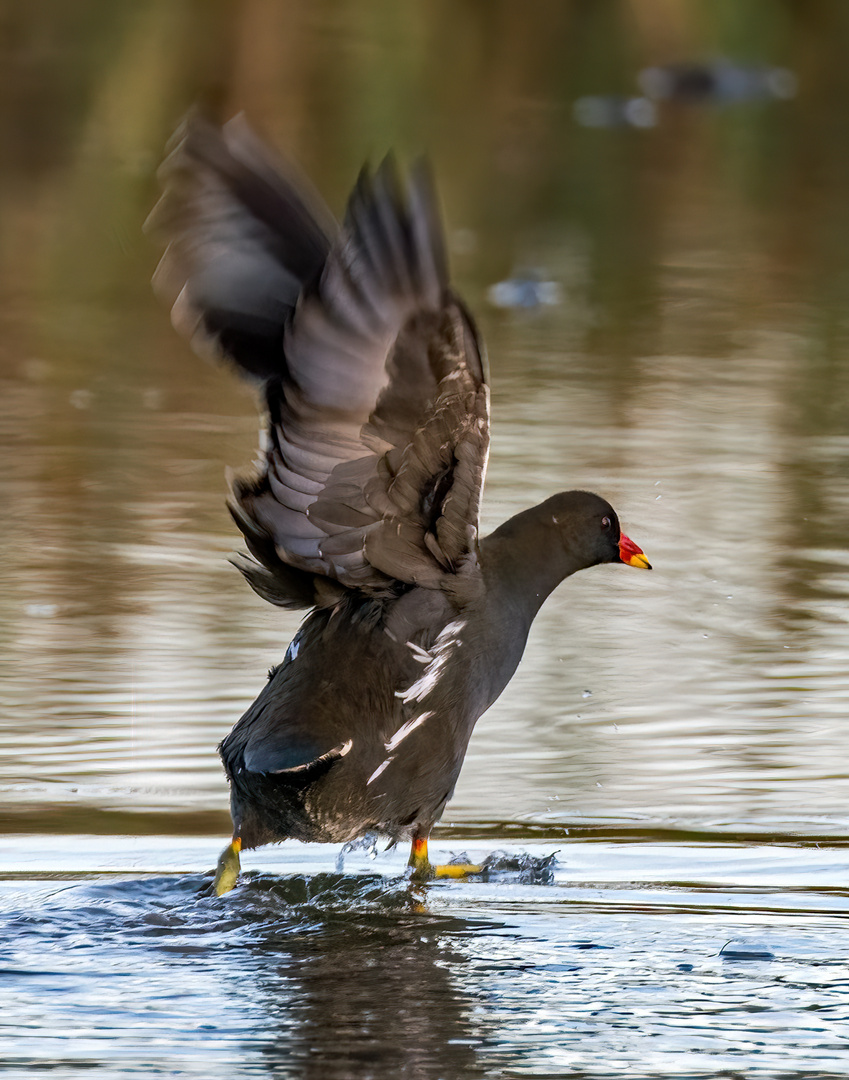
3,3,849,1077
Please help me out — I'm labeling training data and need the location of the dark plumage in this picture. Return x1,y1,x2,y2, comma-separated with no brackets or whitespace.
147,114,651,892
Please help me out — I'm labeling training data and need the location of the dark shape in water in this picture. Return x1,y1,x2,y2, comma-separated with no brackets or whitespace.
719,939,776,962
638,61,797,105
478,849,558,885
487,273,562,310
147,114,651,894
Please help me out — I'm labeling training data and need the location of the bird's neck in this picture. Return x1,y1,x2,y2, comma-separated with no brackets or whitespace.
478,504,580,624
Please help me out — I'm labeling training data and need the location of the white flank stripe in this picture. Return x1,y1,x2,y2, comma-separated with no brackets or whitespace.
396,620,466,705
407,642,433,664
367,757,394,786
385,711,433,752
396,663,442,703
440,619,466,640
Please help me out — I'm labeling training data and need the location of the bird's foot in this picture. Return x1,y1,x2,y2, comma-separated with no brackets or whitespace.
212,837,242,896
432,861,484,879
408,835,482,881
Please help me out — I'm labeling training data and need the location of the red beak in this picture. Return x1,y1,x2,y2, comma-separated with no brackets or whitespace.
619,533,651,569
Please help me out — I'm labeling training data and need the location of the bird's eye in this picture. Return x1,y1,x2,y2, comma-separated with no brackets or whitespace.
601,516,611,530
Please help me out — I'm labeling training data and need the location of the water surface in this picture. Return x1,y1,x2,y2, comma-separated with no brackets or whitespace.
4,836,849,1079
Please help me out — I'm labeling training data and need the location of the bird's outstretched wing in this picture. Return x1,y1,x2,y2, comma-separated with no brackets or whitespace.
148,112,336,380
148,115,489,605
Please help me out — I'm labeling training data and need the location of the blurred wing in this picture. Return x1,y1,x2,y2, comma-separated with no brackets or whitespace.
150,115,489,599
146,112,336,381
233,156,489,592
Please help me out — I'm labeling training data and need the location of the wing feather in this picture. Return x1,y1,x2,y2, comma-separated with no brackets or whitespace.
150,115,490,604
146,113,336,381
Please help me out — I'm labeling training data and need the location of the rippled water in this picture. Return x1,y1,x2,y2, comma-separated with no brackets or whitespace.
4,2,849,1076
5,837,849,1079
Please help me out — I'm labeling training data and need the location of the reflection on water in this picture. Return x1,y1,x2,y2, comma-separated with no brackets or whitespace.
4,2,849,1076
3,838,849,1079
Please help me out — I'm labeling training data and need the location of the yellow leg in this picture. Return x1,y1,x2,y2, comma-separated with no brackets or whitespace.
212,836,242,896
408,834,482,880
408,835,433,880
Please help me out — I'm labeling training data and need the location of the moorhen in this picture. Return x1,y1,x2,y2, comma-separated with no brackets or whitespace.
148,115,651,895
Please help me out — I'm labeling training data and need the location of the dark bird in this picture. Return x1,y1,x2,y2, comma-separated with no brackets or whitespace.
147,115,651,894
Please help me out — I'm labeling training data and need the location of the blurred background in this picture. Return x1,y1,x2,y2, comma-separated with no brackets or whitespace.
3,0,849,842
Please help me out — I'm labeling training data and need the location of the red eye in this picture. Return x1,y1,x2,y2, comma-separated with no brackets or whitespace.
601,516,611,530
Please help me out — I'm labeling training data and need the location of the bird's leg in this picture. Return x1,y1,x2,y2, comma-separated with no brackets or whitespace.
212,835,242,896
407,830,482,880
408,833,434,880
